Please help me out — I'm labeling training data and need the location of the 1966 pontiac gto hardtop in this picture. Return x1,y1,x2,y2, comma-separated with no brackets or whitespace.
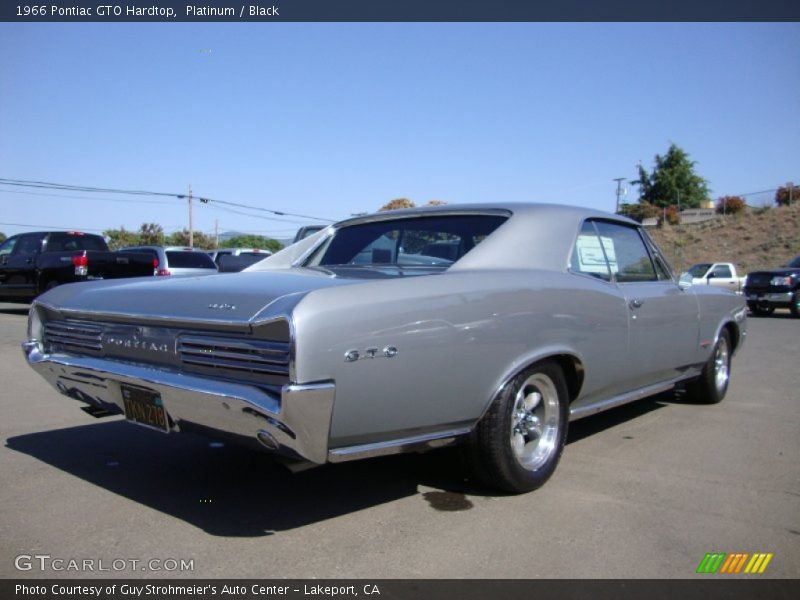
23,204,747,493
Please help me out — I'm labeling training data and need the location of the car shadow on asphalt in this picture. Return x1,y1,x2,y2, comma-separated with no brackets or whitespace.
6,393,677,534
6,419,471,537
0,306,29,316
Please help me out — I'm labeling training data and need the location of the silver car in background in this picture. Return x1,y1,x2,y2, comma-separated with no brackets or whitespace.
119,246,218,277
23,204,746,493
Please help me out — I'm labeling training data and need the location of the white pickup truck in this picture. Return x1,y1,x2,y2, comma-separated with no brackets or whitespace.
684,263,746,294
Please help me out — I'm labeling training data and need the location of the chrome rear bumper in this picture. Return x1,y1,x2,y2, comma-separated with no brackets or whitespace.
22,341,334,464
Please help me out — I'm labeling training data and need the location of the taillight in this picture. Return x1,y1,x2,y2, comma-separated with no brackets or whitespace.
72,252,88,276
151,258,170,276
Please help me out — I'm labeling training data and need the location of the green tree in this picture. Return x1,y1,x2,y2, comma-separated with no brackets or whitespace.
167,229,214,249
379,198,415,211
0,232,6,244
632,144,710,209
103,227,139,250
220,234,282,253
138,223,165,245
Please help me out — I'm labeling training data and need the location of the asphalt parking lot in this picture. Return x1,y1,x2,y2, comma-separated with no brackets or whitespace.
1,303,798,579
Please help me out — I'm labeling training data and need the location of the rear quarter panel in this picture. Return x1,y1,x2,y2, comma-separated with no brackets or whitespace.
291,269,631,448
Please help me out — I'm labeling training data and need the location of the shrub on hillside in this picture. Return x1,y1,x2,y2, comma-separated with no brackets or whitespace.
620,201,659,222
715,196,746,215
775,183,796,207
658,205,681,226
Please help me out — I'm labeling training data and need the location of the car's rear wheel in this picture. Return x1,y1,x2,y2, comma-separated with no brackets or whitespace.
686,329,731,404
467,361,568,493
747,302,774,316
790,293,800,319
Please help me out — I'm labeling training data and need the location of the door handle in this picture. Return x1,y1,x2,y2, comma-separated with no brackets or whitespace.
629,298,644,309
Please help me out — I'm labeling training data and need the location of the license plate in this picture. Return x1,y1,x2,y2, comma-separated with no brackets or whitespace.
121,384,169,432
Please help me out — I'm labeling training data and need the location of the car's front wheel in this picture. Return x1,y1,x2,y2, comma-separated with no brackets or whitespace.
468,361,569,493
790,293,800,319
686,329,732,404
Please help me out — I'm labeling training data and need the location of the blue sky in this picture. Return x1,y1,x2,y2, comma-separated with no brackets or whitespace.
1,23,798,241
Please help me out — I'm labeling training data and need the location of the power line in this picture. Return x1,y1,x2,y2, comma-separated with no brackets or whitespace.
0,189,180,205
0,221,105,232
0,177,336,222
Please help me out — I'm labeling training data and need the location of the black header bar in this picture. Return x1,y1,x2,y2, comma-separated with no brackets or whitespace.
3,0,800,23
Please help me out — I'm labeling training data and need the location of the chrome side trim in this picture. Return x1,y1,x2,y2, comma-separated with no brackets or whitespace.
569,373,699,421
327,427,471,463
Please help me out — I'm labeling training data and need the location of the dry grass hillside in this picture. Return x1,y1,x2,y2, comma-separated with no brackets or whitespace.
649,204,800,275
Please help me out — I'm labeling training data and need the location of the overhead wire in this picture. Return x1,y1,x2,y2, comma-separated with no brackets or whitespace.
0,177,336,222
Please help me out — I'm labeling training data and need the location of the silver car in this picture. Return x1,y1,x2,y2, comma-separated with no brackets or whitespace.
23,204,746,493
119,246,218,277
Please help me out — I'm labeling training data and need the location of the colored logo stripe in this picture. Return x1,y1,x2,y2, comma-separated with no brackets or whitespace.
696,552,773,574
697,553,726,573
744,553,773,574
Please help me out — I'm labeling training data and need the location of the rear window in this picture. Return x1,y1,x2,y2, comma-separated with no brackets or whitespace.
46,233,108,252
166,251,217,269
311,215,507,268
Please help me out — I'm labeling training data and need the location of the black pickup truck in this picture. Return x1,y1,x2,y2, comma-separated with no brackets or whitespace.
0,231,155,303
743,255,800,318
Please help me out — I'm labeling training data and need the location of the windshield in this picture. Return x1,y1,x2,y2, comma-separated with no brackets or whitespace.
308,214,507,269
687,263,712,278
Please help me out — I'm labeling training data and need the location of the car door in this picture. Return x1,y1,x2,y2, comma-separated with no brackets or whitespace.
0,234,42,299
592,220,700,390
566,220,633,407
707,264,738,291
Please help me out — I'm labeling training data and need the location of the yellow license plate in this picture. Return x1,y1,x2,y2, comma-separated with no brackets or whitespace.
121,384,169,433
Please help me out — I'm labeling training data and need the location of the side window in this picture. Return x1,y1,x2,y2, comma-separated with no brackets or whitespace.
0,236,18,257
593,222,657,283
712,265,732,278
570,221,611,281
14,235,43,256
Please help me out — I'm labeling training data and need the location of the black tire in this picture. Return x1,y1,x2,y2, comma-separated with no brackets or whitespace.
790,293,800,319
467,360,569,493
40,279,59,295
747,302,774,317
685,329,732,404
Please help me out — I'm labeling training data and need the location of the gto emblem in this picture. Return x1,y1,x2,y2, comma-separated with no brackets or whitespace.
208,303,236,310
345,346,398,362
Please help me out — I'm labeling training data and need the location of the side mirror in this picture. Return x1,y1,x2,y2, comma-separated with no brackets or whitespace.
678,272,694,289
706,272,716,280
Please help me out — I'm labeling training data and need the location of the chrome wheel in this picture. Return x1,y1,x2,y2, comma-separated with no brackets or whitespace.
510,373,561,472
714,335,730,394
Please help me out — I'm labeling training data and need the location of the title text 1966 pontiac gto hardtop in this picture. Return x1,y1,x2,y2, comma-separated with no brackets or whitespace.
22,204,747,493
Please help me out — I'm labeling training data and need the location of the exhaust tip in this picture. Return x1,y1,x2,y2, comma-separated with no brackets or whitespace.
256,429,279,451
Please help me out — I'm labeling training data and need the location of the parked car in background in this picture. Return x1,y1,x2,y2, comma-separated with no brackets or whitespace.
0,231,154,303
293,225,326,243
23,204,746,494
216,253,269,273
683,263,746,294
743,255,800,317
119,246,217,277
208,247,272,266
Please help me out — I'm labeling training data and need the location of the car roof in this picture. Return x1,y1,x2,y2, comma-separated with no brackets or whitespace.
338,202,639,273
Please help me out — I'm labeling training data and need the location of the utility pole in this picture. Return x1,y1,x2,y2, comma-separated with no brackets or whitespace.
613,178,626,214
214,219,219,248
188,184,193,248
